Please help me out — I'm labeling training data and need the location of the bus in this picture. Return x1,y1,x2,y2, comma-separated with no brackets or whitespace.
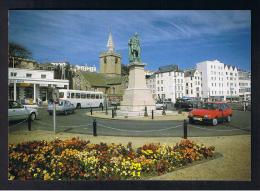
58,89,104,109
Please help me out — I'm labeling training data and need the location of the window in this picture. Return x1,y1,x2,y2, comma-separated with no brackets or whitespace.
26,73,32,78
181,86,183,90
67,93,70,98
161,87,163,91
186,90,189,94
41,74,46,79
158,87,160,91
59,92,64,98
190,77,193,80
81,93,86,99
186,83,188,86
161,73,163,77
11,72,17,77
177,79,180,83
96,94,99,99
181,79,183,83
87,94,90,99
71,93,75,98
196,87,199,91
76,93,80,98
191,83,192,87
100,95,102,99
212,83,214,87
161,80,163,84
157,81,159,84
169,72,171,76
191,90,193,94
91,94,95,99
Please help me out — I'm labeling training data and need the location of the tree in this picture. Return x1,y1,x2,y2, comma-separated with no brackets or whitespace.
9,42,32,59
121,64,129,76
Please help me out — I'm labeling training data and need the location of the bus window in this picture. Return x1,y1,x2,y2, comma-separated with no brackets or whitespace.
67,92,70,98
71,93,75,98
59,92,64,98
87,94,90,99
91,94,95,99
100,95,102,99
81,93,86,99
76,93,80,99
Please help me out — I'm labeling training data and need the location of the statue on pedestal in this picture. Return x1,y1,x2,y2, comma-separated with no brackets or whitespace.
128,33,141,63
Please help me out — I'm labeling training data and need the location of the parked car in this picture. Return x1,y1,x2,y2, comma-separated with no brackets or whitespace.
174,99,193,111
155,101,166,110
188,102,233,126
48,100,76,115
8,100,38,121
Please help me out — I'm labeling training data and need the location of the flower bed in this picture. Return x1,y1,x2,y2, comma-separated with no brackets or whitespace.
9,138,215,180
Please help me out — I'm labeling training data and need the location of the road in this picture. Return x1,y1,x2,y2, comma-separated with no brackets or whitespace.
9,108,251,137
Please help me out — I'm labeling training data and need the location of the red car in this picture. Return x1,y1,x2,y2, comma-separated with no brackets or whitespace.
188,102,233,126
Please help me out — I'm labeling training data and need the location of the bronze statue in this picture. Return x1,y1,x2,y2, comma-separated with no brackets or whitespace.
128,33,141,63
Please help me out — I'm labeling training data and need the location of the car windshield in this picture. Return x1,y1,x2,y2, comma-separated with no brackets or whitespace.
200,103,218,110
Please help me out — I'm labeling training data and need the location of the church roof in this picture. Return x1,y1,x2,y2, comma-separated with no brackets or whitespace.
107,32,114,52
81,71,127,87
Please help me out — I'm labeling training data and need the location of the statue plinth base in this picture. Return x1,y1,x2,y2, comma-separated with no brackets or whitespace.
120,61,155,112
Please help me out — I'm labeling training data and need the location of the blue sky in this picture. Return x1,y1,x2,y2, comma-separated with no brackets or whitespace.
9,10,251,71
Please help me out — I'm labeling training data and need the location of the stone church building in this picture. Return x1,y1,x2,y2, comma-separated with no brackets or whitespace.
72,32,128,104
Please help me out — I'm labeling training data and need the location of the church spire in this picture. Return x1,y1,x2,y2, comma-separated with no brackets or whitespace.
107,32,114,52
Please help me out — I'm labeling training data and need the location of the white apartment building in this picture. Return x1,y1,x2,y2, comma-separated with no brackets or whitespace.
74,64,97,72
8,68,69,105
238,69,251,101
197,60,239,101
50,62,68,67
144,70,155,76
145,74,156,99
184,69,202,99
197,60,225,100
154,65,185,103
224,64,239,100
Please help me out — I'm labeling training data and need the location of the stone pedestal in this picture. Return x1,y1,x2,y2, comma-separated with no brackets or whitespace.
120,62,155,112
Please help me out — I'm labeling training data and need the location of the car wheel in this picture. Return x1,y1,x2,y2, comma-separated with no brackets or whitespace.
226,115,231,122
30,112,36,121
99,103,103,108
212,118,218,126
49,112,52,116
76,103,81,109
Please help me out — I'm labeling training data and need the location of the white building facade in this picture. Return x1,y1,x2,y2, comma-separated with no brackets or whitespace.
154,65,185,103
184,69,202,99
197,60,240,101
8,68,69,105
197,60,226,101
224,64,239,100
74,64,97,72
238,69,251,101
50,62,68,67
145,74,156,99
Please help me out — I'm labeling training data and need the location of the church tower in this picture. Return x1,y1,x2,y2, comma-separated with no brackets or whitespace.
99,32,121,76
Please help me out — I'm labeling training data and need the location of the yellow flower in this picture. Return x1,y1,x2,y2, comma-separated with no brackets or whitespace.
137,171,141,177
132,171,136,177
44,173,51,180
